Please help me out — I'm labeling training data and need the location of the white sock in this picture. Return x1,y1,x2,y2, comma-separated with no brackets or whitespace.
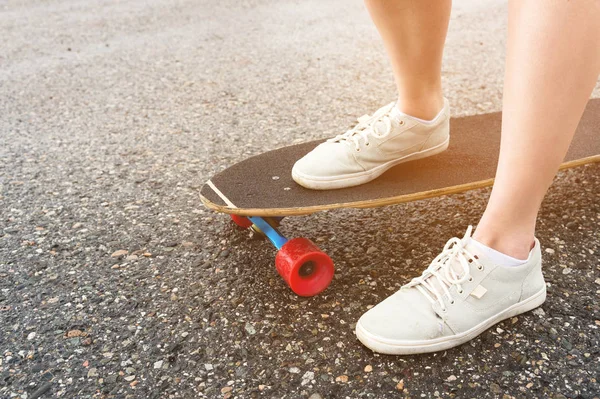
468,238,529,267
393,104,445,126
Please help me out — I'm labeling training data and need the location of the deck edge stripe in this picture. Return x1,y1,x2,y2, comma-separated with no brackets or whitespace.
206,180,237,208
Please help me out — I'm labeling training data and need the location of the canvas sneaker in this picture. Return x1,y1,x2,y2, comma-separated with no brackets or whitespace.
292,99,450,190
355,226,547,355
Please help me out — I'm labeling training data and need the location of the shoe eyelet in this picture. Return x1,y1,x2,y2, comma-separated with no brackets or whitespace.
442,308,447,312
365,143,370,146
399,120,405,126
477,265,483,271
450,300,455,305
458,289,464,294
468,277,473,282
356,148,361,152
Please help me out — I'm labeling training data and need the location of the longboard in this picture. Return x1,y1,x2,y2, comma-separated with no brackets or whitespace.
201,99,600,217
200,99,600,296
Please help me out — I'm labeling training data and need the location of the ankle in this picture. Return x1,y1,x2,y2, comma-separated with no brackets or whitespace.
395,92,444,121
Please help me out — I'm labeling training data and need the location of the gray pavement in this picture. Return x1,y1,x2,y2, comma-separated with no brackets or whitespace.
1,0,599,398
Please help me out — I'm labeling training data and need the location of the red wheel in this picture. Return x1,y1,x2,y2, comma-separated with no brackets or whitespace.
230,214,253,229
275,238,334,297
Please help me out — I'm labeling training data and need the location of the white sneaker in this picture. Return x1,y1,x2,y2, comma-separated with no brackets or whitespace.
292,99,450,190
355,227,546,355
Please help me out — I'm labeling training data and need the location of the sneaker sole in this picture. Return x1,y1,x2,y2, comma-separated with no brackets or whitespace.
292,136,450,190
355,286,546,355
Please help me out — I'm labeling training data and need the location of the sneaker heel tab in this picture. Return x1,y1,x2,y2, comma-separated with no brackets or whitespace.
530,238,542,262
441,98,451,118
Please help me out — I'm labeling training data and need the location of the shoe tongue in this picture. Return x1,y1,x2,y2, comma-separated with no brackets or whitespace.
370,119,388,136
389,105,404,123
358,103,394,136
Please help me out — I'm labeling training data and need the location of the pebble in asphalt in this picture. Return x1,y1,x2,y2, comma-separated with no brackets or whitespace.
1,0,600,398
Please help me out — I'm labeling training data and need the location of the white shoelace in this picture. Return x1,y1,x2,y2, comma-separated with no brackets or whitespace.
327,102,395,151
405,226,482,312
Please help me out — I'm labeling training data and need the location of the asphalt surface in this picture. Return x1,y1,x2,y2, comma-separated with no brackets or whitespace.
1,0,600,398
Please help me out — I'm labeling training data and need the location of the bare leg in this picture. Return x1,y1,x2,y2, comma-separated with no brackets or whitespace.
474,0,600,258
364,0,452,120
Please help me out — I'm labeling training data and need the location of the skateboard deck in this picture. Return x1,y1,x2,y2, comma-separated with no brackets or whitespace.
201,99,600,217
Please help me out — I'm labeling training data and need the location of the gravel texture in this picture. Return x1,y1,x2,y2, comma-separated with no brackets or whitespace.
1,0,599,398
